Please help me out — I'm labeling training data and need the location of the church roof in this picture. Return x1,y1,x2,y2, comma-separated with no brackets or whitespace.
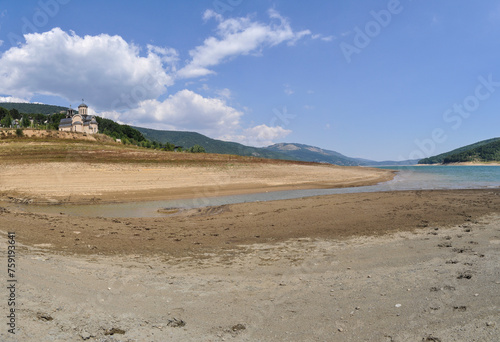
78,99,88,108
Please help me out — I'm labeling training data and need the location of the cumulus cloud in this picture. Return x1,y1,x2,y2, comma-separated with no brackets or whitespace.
177,9,311,78
0,28,175,110
220,124,292,147
101,89,242,138
101,89,291,146
0,96,30,103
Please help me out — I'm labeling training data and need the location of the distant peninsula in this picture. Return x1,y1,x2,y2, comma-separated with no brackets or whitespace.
419,137,500,164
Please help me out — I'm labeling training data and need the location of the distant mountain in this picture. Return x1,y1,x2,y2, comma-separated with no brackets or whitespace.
266,143,418,166
133,126,294,160
0,102,68,115
352,157,420,166
266,143,359,166
418,138,500,164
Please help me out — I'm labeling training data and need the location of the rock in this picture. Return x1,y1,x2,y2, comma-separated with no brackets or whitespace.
423,336,441,342
104,328,126,335
231,323,246,332
80,332,91,340
167,318,186,328
486,321,496,327
36,312,53,321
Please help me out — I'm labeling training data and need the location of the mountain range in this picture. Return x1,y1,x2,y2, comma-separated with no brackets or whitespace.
135,127,418,166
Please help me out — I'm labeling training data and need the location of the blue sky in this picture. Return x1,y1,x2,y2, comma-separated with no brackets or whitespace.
1,0,500,160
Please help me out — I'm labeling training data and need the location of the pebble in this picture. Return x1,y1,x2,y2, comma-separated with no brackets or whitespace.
486,322,496,327
338,328,343,332
395,304,402,308
80,332,91,340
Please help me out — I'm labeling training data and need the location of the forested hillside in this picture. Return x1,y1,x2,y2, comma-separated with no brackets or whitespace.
134,126,292,159
419,138,500,164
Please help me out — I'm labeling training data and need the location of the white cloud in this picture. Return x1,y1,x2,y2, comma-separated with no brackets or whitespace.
0,96,30,103
0,40,3,47
221,124,292,147
312,34,335,42
147,44,179,68
215,88,232,99
0,28,175,110
177,9,311,78
100,89,290,146
284,84,294,95
100,89,242,138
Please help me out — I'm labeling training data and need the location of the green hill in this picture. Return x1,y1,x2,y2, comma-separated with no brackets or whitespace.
266,143,419,166
266,143,359,166
418,138,500,164
0,102,68,115
133,126,294,159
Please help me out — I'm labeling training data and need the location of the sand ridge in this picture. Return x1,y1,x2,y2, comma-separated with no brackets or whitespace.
0,161,394,204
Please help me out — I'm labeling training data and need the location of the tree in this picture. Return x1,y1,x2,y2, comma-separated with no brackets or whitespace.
21,116,31,128
0,114,12,128
189,144,206,153
9,108,21,120
0,107,9,121
49,113,66,130
163,142,176,151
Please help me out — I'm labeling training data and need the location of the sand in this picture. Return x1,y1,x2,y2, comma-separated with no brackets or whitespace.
0,145,499,341
1,189,500,341
0,162,394,204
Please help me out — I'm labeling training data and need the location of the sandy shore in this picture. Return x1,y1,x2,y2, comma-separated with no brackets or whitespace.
0,189,499,341
0,162,394,204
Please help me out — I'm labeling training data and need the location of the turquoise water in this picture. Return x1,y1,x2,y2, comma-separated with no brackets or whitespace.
12,165,500,217
377,165,500,190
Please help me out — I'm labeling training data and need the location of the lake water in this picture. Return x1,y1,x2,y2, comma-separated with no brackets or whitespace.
12,165,500,218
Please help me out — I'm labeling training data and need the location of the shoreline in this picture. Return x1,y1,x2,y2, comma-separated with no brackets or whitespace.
0,162,396,205
2,188,499,257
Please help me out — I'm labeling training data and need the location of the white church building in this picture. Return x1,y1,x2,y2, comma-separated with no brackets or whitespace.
59,100,98,134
